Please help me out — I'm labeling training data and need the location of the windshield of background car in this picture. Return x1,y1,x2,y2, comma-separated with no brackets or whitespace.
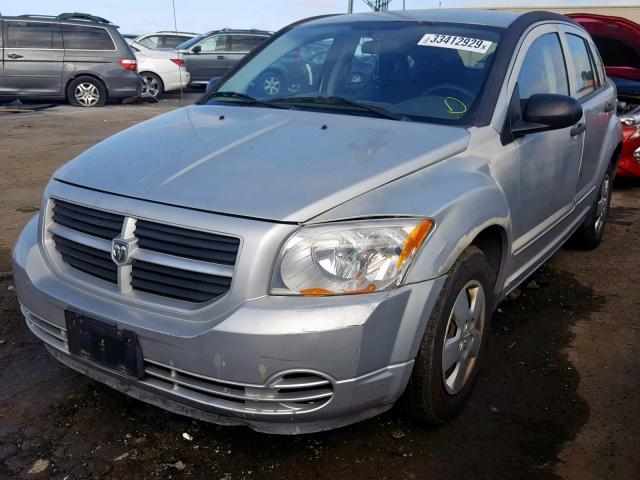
209,21,503,124
178,34,207,50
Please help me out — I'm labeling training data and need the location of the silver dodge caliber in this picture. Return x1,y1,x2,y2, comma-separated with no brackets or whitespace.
13,10,622,434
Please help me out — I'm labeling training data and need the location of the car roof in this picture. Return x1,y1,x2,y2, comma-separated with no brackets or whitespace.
0,13,119,28
305,8,560,29
201,29,273,36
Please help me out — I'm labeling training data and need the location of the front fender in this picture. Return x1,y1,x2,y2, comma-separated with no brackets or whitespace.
309,157,512,287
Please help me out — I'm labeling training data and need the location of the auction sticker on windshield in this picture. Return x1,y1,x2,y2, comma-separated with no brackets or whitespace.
418,34,493,54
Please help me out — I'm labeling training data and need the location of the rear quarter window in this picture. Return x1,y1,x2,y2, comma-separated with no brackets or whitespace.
62,25,115,50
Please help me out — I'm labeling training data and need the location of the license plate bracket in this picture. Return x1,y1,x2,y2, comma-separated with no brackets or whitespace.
65,311,144,380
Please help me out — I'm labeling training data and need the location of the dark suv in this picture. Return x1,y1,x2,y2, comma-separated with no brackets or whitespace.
178,29,271,85
0,12,140,107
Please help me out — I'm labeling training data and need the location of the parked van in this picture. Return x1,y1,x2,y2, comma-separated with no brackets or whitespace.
0,12,140,107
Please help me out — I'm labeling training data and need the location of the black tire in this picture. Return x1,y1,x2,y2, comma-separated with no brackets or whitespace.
568,163,614,250
401,246,495,424
67,76,107,107
258,71,284,97
140,72,164,98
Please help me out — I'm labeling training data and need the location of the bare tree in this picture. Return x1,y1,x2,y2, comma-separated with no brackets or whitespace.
363,0,392,11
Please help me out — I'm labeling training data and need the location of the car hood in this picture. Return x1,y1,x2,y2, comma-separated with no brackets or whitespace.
54,105,469,223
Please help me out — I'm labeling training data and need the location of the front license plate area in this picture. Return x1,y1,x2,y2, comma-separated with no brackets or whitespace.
65,311,144,379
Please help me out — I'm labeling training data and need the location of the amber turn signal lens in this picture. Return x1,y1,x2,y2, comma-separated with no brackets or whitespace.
397,219,434,269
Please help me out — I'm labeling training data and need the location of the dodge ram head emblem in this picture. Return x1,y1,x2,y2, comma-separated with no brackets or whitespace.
111,239,130,265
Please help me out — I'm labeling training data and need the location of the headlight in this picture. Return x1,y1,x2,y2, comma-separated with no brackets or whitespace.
271,218,434,296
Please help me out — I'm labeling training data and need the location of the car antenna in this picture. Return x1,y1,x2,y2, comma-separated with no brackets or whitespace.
172,0,185,105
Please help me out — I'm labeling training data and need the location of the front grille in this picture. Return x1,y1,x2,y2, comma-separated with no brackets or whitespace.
53,234,117,283
135,220,240,266
52,200,123,240
143,360,334,414
48,198,239,305
132,261,231,303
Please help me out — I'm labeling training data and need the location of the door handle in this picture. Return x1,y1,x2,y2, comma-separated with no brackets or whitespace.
604,101,615,113
570,123,586,137
217,55,225,60
7,53,23,59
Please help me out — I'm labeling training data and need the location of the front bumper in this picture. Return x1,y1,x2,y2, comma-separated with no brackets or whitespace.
13,214,445,434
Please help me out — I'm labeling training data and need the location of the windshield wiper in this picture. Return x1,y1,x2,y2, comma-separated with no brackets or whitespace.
271,96,409,121
204,91,291,110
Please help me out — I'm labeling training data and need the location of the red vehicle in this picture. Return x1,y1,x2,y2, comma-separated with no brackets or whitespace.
571,13,640,176
613,77,640,177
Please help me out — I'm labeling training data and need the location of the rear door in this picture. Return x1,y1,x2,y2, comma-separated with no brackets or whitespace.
2,20,64,95
560,26,615,197
223,34,264,69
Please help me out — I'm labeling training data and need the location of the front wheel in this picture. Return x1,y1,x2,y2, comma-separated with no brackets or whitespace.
67,76,107,107
568,164,614,250
401,246,495,424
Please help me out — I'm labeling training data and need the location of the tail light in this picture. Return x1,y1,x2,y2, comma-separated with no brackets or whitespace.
120,58,137,71
170,58,185,67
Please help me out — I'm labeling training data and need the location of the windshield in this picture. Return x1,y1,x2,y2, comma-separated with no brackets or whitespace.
178,34,207,50
206,21,502,124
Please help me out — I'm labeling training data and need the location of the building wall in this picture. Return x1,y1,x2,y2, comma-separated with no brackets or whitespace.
484,6,640,24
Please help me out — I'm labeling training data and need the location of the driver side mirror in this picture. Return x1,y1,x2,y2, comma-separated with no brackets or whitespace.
205,76,222,95
191,45,201,54
511,93,583,138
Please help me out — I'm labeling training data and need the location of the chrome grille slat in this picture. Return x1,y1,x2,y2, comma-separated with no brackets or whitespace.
49,224,113,252
49,198,238,304
132,248,234,277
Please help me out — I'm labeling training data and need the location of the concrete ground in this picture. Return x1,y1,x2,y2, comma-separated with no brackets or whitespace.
0,94,638,480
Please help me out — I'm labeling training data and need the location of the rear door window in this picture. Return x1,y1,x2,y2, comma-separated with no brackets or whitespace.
251,36,269,49
228,35,258,52
566,34,597,99
517,33,569,100
6,21,54,49
62,25,115,50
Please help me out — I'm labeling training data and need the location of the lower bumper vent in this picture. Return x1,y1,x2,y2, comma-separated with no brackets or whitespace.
142,360,334,414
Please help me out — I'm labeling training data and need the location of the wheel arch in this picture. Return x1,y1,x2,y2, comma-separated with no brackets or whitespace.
65,73,109,100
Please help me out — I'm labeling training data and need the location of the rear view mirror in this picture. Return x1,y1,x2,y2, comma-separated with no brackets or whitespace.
361,40,378,55
512,93,583,137
191,45,201,54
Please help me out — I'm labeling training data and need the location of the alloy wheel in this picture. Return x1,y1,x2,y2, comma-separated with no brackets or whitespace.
142,75,161,98
442,280,486,395
595,173,610,234
74,83,100,107
263,75,281,96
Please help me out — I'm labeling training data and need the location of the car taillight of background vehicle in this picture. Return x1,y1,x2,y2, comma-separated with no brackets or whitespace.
170,59,185,67
120,59,137,72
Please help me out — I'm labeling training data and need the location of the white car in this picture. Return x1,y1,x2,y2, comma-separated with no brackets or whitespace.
133,31,199,49
131,42,191,98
